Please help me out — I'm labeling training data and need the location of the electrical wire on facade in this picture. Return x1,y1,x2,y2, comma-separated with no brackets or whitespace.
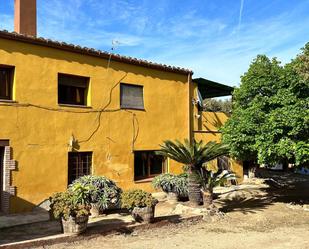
79,40,127,144
125,110,139,152
78,72,128,143
0,41,140,147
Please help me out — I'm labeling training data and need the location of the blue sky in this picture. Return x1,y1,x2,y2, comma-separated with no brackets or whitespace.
1,0,309,86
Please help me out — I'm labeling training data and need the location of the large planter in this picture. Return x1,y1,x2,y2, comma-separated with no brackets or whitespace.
188,171,202,206
202,190,213,208
188,182,202,206
61,215,89,235
132,206,155,223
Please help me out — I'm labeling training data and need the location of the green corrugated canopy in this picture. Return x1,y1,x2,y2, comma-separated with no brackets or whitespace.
193,78,234,99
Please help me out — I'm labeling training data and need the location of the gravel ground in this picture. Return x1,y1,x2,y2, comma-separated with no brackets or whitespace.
40,172,309,249
43,202,309,249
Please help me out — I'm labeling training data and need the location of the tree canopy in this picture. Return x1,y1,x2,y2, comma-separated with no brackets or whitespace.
203,98,232,114
221,43,309,167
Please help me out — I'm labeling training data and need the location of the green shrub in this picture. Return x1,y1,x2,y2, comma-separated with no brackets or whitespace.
121,189,158,210
49,191,91,220
69,175,122,210
152,173,188,196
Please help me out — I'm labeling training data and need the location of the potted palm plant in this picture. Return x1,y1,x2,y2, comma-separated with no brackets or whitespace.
69,175,122,217
49,184,91,234
158,139,229,206
199,169,236,207
152,173,188,203
121,189,158,223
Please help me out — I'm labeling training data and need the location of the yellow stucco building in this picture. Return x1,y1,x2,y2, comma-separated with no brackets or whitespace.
0,30,242,214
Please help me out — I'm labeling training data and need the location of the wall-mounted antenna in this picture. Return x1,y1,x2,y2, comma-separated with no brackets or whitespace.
111,39,120,50
107,39,121,68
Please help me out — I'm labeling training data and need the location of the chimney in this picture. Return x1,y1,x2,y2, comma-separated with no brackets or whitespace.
14,0,37,36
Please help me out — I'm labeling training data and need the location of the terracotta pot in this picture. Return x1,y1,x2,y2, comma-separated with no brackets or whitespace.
132,206,155,223
61,215,89,235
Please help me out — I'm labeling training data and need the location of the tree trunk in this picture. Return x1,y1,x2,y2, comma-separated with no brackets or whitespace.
188,170,202,206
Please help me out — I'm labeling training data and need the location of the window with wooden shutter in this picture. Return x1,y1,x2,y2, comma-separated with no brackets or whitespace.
120,83,144,110
58,73,89,106
0,66,14,100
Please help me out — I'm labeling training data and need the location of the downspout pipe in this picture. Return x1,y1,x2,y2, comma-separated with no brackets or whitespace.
188,72,194,144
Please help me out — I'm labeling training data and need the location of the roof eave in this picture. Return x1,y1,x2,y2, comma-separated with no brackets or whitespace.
0,30,193,76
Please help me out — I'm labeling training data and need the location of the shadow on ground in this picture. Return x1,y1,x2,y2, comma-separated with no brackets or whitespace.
216,169,309,214
0,220,61,245
0,209,184,245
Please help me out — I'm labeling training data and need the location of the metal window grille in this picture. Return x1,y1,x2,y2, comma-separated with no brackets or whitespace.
68,152,92,184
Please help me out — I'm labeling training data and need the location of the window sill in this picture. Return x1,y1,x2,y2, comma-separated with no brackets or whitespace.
121,107,146,111
58,104,92,109
134,177,154,183
193,130,221,133
0,99,17,104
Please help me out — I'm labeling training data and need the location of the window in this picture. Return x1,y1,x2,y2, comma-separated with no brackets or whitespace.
134,151,165,180
120,83,144,110
58,74,89,106
0,66,14,100
68,152,92,184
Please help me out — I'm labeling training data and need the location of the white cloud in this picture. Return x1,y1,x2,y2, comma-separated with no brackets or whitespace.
2,0,309,86
238,0,245,31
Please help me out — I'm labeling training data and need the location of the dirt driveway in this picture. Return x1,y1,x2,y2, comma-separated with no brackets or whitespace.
44,171,309,249
43,203,309,249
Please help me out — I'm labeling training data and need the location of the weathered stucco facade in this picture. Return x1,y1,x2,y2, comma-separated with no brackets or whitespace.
0,33,191,213
191,83,243,181
0,31,242,214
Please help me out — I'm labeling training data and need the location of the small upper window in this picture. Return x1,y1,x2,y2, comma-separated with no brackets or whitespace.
120,83,144,110
58,74,89,106
0,66,14,100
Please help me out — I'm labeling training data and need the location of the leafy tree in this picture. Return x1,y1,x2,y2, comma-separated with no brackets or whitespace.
203,98,232,114
222,44,309,167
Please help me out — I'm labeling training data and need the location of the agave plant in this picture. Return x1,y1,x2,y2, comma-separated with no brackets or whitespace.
158,139,229,205
152,173,188,197
69,175,122,210
199,169,236,207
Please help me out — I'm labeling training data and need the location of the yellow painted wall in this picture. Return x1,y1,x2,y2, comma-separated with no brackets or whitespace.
0,38,190,213
191,84,243,181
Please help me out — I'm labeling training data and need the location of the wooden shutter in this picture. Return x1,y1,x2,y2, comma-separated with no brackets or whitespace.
58,74,88,88
120,84,144,109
